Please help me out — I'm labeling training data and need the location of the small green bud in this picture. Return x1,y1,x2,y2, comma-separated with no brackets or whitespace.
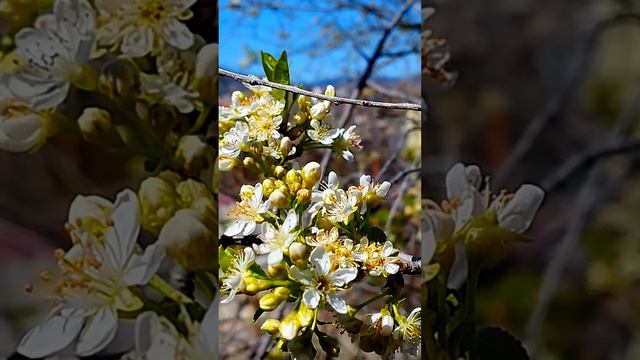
262,178,276,197
260,319,281,334
296,189,311,204
259,292,284,311
77,107,123,148
285,170,302,193
269,189,289,209
274,165,286,178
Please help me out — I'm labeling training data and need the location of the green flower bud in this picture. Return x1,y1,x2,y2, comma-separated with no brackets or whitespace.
279,311,300,341
77,108,123,148
293,112,308,125
242,156,256,169
285,170,303,193
176,179,212,208
296,189,311,204
262,178,276,197
296,302,314,327
274,165,286,179
260,319,281,334
269,189,289,209
138,176,180,235
324,85,335,97
279,136,293,157
259,292,284,311
297,95,311,112
267,263,288,279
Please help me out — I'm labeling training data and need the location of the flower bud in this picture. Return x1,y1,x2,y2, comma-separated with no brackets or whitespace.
274,286,291,300
0,99,46,153
268,189,289,209
176,179,212,208
243,277,275,294
324,85,335,97
274,165,286,178
279,136,293,156
301,162,321,187
267,263,288,279
293,112,308,125
262,178,276,197
297,95,311,111
157,209,216,270
310,101,330,120
289,242,310,268
77,108,123,147
296,189,311,204
219,157,239,171
297,302,314,327
279,311,300,340
259,292,284,311
139,176,180,235
175,135,212,175
260,319,281,334
194,43,218,106
242,156,256,169
315,216,333,230
99,57,140,99
285,170,302,193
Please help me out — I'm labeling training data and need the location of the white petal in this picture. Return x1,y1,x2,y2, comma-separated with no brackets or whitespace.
133,311,157,354
329,267,357,286
220,289,237,304
385,262,400,275
198,303,217,353
161,19,194,50
445,163,467,200
17,308,84,358
123,244,165,285
110,189,140,263
290,266,313,284
498,184,545,233
224,220,244,236
242,221,257,236
455,190,483,231
309,245,330,275
75,307,118,356
121,25,153,57
267,248,283,265
326,292,347,314
282,209,298,232
302,289,321,309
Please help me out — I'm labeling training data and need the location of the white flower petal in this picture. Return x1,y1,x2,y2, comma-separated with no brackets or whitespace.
498,184,545,233
385,262,400,275
75,307,118,356
123,244,165,285
122,25,153,57
445,163,467,200
198,304,217,353
110,189,140,263
290,266,313,285
302,289,321,309
326,292,347,314
17,308,84,358
267,248,283,265
224,220,245,236
309,245,330,275
161,19,194,50
329,267,357,286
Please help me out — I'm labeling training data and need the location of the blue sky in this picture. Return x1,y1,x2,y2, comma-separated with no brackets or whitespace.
218,1,421,84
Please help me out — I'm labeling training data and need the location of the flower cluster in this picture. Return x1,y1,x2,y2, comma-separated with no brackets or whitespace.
219,155,423,357
219,78,362,173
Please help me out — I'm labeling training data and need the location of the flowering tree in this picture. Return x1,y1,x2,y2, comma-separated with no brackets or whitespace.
1,0,218,358
218,50,423,358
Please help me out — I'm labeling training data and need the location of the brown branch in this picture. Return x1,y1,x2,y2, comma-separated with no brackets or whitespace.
218,68,422,111
493,13,640,186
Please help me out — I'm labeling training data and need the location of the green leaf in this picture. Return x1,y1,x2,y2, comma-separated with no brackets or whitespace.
471,327,529,360
247,262,269,279
274,50,290,85
260,51,278,80
367,226,387,243
218,246,235,272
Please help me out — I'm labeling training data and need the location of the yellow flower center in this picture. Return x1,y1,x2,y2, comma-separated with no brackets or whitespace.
138,0,167,27
3,101,31,119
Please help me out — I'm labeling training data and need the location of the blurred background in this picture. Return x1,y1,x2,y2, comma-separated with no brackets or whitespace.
218,0,422,358
424,0,640,359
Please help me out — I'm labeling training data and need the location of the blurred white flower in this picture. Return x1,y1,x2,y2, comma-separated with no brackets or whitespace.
96,0,196,57
9,0,96,109
0,81,46,152
18,189,165,358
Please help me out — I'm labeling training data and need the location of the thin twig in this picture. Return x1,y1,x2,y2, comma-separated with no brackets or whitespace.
389,167,421,185
494,13,640,186
366,80,422,104
541,138,640,192
218,68,421,111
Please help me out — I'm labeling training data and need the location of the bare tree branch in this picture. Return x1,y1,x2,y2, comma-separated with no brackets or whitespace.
542,138,640,192
219,68,421,111
389,167,421,185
